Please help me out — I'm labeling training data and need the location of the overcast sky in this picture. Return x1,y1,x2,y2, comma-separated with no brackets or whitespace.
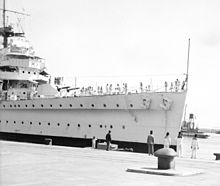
2,0,220,128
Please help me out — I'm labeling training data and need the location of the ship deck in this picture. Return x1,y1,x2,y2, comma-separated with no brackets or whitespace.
1,140,220,186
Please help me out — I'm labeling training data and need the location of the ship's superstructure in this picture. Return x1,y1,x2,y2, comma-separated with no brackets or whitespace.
0,1,188,152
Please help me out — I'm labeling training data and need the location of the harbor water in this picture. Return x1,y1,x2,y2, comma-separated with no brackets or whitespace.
181,133,220,160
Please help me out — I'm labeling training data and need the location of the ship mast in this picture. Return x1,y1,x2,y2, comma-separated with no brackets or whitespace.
0,0,30,48
2,0,7,48
186,38,190,90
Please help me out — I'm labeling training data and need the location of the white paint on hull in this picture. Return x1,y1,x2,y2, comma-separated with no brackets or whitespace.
0,91,187,146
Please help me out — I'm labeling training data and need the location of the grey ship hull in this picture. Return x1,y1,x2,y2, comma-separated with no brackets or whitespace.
0,91,186,152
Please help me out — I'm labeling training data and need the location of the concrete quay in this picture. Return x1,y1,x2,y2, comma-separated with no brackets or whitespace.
0,141,220,186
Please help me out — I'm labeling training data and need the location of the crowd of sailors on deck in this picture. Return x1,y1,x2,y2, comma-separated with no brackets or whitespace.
65,78,186,97
0,78,187,100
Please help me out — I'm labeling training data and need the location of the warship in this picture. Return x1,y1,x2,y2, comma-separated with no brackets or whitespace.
0,1,188,152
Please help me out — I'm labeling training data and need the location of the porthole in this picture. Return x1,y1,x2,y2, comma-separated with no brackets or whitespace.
80,104,83,107
28,72,30,74
67,123,70,127
110,125,113,129
91,104,94,107
23,92,26,95
116,104,119,107
78,124,80,127
89,124,91,128
14,121,16,124
130,104,133,107
0,120,1,123
25,104,28,107
59,104,62,107
3,105,5,107
18,105,20,107
69,104,72,107
6,120,8,123
14,105,16,107
22,71,25,73
103,104,106,107
10,105,12,107
57,123,60,126
32,104,35,107
48,123,50,126
30,122,32,125
122,125,125,129
100,125,102,128
50,104,52,107
21,121,24,124
41,104,44,107
34,72,36,75
39,122,41,125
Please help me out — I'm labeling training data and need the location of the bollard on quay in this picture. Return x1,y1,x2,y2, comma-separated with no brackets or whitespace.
154,148,177,170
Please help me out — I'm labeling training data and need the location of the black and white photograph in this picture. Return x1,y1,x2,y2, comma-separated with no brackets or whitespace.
0,0,220,185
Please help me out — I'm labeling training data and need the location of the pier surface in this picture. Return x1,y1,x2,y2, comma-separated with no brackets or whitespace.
1,141,220,186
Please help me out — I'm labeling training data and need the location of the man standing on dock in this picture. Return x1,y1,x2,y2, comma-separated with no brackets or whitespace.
147,130,154,155
106,131,112,151
191,134,199,159
164,132,171,148
176,131,183,157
